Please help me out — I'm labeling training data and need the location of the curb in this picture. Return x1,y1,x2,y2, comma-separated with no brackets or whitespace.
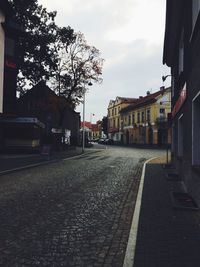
123,157,158,267
0,149,102,176
0,159,59,176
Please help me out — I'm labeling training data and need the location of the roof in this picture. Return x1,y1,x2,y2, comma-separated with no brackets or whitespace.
91,124,99,131
18,81,78,113
18,81,56,100
120,88,170,113
81,121,92,129
108,96,137,108
117,96,137,102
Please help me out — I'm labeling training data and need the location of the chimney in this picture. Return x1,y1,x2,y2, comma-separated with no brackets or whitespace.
139,96,143,99
146,91,150,95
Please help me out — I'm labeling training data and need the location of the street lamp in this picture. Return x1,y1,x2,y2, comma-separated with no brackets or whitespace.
82,81,93,153
162,75,171,82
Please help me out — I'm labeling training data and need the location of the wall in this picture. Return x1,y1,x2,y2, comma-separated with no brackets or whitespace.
0,10,5,113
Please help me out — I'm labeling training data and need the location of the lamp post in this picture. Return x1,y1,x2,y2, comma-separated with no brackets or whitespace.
82,89,86,153
162,75,171,82
82,81,93,153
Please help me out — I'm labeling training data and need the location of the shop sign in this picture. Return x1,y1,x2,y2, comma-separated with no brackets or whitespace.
172,83,187,118
51,128,62,133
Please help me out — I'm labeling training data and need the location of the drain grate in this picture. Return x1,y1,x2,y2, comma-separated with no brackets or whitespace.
171,192,199,210
166,173,181,181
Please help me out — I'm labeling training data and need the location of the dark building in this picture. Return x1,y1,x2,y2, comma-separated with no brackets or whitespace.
0,0,22,114
17,81,80,147
163,0,200,204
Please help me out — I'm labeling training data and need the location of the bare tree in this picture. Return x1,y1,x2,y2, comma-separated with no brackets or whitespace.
51,32,104,106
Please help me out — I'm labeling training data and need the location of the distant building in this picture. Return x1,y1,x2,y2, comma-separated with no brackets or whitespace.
163,1,200,204
80,121,92,140
91,120,102,140
120,88,171,145
107,97,137,143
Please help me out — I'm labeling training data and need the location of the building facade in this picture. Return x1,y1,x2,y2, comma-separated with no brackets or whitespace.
1,1,22,114
120,88,171,145
0,1,9,113
107,97,137,143
163,0,200,204
17,81,80,147
0,7,5,114
91,120,102,140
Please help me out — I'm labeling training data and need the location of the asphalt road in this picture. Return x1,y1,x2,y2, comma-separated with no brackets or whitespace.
0,146,165,267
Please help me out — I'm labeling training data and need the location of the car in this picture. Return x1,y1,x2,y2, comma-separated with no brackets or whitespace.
98,138,106,144
91,138,99,143
98,138,114,145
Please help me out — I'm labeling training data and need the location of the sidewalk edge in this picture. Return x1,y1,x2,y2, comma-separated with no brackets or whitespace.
123,157,158,267
0,149,101,176
0,159,59,176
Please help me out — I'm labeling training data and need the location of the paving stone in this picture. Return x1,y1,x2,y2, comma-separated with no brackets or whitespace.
0,147,165,266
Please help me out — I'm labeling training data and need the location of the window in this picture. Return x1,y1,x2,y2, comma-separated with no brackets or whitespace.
192,91,200,165
178,114,183,157
132,113,135,124
160,108,165,118
128,115,131,125
137,112,140,123
192,0,200,29
124,116,127,126
141,112,145,122
178,30,184,74
147,109,151,122
171,76,175,97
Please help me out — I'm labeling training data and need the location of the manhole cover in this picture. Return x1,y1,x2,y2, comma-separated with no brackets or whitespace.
171,192,199,210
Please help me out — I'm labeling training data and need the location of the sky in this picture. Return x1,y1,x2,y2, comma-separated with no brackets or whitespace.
39,0,170,122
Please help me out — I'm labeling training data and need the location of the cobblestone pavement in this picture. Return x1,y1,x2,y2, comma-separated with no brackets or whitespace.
0,146,165,267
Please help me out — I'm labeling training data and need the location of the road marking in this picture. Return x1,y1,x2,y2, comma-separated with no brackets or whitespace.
123,157,157,267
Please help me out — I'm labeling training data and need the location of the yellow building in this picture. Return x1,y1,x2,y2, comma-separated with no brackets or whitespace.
107,97,137,143
120,87,171,146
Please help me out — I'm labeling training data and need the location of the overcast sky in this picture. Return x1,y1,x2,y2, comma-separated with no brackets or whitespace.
39,0,170,122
